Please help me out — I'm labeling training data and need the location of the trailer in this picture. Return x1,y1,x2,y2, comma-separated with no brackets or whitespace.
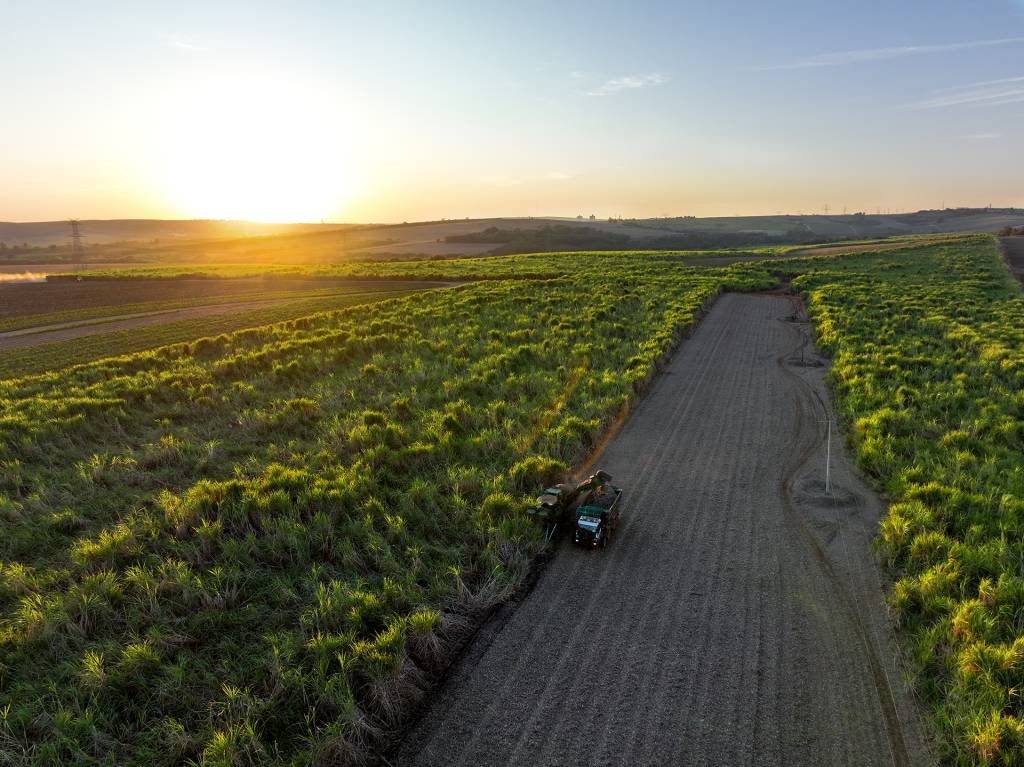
573,483,622,548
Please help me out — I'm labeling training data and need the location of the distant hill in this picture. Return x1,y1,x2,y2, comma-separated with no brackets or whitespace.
626,208,1024,239
0,219,347,247
2,209,1023,265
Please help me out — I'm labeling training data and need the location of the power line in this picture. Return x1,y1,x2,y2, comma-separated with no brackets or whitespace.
69,219,85,258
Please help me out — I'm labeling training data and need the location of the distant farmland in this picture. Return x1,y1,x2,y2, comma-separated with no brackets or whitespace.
3,207,1023,268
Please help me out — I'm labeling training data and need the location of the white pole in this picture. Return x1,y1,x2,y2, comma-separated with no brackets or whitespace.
825,420,832,494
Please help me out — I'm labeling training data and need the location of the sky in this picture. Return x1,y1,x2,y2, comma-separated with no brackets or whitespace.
3,0,1024,223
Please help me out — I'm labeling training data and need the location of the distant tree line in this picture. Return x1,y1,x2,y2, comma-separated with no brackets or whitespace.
446,224,833,254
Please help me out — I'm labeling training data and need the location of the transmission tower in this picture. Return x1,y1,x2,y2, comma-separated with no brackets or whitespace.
69,219,85,258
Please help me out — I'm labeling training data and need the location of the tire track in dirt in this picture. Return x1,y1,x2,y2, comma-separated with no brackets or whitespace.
0,289,434,351
394,293,933,767
773,295,915,766
613,315,760,763
633,304,769,764
443,312,739,766
498,316,745,763
526,322,750,765
0,298,296,350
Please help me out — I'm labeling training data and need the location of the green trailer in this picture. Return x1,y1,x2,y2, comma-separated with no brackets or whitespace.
573,483,622,548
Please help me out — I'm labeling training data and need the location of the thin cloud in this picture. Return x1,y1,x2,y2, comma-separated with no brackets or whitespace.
934,74,1024,92
761,36,1024,70
70,183,135,193
479,175,522,187
481,171,572,186
588,72,667,96
964,132,1002,139
161,34,211,52
908,77,1024,109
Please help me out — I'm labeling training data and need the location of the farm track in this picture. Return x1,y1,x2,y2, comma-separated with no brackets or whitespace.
788,241,915,257
1000,237,1024,285
0,298,300,350
0,287,441,351
394,293,932,767
0,305,270,339
0,277,451,321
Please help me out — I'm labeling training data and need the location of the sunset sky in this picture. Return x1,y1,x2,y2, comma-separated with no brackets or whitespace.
4,0,1024,223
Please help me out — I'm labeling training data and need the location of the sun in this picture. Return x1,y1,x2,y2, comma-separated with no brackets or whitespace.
153,72,361,222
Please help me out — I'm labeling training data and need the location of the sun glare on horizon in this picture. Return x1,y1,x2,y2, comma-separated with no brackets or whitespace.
151,73,361,223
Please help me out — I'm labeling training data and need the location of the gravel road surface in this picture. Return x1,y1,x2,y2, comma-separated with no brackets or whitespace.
394,293,932,767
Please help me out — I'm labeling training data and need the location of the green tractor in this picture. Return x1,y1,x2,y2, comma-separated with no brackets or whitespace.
527,470,622,547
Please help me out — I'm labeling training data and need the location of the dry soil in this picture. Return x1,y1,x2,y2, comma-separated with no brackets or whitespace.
394,293,932,767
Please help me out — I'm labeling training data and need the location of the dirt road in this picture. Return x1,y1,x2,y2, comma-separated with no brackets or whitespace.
787,241,912,257
0,278,439,320
0,284,444,351
1000,237,1024,285
0,298,301,351
395,293,931,767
